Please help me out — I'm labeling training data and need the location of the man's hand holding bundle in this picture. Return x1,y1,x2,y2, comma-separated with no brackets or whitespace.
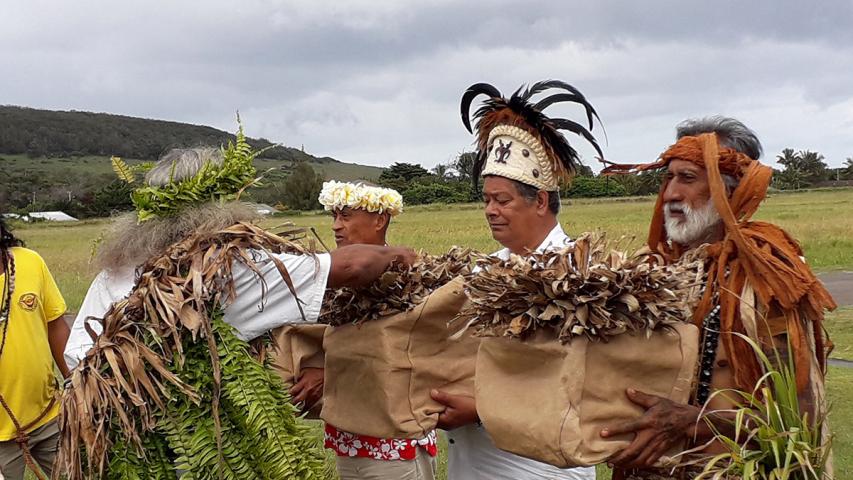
290,367,325,409
600,388,701,468
431,389,479,430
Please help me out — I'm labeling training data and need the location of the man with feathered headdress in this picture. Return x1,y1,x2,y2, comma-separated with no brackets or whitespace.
61,129,417,479
430,80,605,480
600,117,835,478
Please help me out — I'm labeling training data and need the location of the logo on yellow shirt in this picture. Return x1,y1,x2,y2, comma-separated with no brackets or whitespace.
18,293,38,311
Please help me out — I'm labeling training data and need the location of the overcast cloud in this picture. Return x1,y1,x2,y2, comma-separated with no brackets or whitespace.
3,0,852,170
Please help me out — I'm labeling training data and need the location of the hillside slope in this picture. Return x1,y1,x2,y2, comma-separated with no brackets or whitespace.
0,106,382,212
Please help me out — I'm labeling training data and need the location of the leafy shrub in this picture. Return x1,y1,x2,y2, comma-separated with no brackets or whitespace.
563,176,627,198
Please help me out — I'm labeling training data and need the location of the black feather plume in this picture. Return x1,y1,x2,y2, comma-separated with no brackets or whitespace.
462,79,604,191
461,83,502,134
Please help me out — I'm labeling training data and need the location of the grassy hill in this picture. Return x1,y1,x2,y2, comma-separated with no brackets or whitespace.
0,106,383,212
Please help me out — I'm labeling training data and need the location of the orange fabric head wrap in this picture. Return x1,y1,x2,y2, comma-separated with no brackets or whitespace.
605,133,835,393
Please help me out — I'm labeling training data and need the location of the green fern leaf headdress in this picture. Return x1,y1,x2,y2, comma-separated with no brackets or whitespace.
117,123,262,222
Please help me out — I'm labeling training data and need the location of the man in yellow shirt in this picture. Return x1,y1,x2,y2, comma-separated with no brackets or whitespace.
0,217,70,479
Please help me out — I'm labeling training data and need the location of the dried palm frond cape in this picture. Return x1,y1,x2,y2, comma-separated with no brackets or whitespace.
58,222,326,480
318,247,475,326
456,233,706,342
461,79,604,191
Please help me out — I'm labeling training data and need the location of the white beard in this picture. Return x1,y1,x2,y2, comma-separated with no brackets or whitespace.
664,200,721,246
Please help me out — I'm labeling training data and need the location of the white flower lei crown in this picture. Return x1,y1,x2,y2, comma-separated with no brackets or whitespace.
318,181,404,216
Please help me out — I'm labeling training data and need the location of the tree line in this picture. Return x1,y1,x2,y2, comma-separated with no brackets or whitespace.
373,148,853,208
7,148,849,219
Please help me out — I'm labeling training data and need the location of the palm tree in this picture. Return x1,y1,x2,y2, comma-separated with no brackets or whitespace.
432,163,450,180
776,148,805,190
453,151,477,182
844,158,853,180
797,150,828,182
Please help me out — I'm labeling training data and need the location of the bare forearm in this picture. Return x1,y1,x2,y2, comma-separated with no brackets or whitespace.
327,245,414,289
48,315,71,378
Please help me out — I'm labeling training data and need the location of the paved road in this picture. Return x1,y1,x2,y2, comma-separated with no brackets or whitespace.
819,271,853,307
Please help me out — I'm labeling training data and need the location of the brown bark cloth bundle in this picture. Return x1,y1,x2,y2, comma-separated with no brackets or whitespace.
319,248,480,438
458,233,705,467
270,324,328,418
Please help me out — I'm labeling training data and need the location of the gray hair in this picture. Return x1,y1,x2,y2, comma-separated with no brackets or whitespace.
144,147,223,187
96,202,260,272
676,116,762,193
512,180,561,215
675,116,763,160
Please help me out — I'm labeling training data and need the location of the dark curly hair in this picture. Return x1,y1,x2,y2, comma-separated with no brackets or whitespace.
0,216,25,251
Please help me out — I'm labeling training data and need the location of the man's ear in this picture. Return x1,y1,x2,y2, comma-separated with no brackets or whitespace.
536,190,549,216
375,212,390,232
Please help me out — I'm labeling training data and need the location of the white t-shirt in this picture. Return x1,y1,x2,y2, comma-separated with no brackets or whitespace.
65,250,331,370
446,223,595,480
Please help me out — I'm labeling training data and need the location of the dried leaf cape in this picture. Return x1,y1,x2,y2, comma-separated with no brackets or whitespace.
461,79,604,191
602,133,836,393
319,247,474,326
58,223,326,480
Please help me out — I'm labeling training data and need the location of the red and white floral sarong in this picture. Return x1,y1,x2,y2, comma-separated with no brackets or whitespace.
324,424,437,460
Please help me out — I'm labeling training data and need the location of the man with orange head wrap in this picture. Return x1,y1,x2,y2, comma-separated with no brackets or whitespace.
601,117,835,477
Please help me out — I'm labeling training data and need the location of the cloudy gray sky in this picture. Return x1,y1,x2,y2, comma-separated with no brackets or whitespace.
4,0,853,170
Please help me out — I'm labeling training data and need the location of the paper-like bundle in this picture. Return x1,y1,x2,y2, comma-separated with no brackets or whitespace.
270,323,328,418
459,233,705,467
321,275,478,439
457,233,705,342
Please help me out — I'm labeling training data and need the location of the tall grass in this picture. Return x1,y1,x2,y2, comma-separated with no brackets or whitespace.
693,335,830,479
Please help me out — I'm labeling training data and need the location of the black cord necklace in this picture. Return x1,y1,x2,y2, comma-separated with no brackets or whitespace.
0,249,15,359
695,304,721,406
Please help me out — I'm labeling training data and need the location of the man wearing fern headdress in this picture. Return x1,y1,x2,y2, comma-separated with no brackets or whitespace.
429,80,605,480
61,129,417,480
601,117,835,479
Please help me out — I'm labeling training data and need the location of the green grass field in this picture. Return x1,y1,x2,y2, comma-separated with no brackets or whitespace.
14,188,853,479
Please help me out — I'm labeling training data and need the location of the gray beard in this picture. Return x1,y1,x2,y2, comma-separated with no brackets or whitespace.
664,201,722,246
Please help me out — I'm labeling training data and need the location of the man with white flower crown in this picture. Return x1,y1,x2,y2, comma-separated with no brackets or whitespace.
301,180,438,480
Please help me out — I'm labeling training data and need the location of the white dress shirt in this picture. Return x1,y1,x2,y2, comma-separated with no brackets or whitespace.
446,223,595,480
65,250,331,370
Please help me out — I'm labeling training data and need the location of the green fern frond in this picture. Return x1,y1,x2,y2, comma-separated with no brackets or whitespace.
112,156,136,184
131,122,260,222
132,161,156,175
215,318,325,480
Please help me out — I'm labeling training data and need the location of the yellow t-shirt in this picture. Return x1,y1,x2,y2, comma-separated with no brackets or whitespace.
0,247,66,441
